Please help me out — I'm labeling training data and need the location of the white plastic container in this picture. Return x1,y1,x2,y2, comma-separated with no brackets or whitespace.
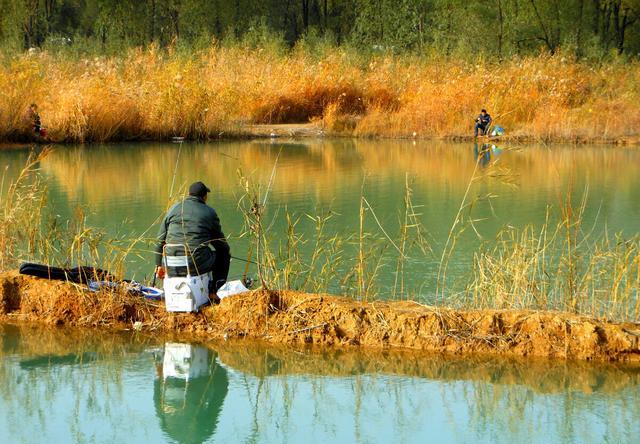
163,274,211,312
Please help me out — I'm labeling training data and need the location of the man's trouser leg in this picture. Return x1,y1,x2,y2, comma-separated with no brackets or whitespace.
474,123,481,137
212,249,231,291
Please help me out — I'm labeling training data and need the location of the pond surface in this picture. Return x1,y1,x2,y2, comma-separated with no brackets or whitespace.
0,324,638,444
1,140,639,300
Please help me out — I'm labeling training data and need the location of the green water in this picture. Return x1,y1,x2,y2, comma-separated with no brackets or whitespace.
0,324,638,444
1,140,639,299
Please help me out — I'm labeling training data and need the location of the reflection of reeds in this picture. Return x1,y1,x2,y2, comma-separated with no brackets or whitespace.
29,140,638,208
2,325,638,444
1,49,640,142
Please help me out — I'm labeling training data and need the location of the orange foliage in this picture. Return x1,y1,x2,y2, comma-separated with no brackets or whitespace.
0,47,639,142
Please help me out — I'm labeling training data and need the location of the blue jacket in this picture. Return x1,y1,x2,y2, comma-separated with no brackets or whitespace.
476,113,492,127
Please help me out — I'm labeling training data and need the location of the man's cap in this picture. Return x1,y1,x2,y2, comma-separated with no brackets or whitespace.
188,181,211,197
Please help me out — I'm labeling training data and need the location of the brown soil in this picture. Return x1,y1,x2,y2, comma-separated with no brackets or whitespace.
1,271,639,363
243,123,325,138
2,126,638,146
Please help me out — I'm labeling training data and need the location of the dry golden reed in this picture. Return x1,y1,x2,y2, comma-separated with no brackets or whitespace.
1,47,639,143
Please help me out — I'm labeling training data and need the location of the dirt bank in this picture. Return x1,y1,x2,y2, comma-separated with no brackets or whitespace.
1,272,639,362
244,124,640,145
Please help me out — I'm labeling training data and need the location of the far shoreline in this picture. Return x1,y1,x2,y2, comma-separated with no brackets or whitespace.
2,122,639,148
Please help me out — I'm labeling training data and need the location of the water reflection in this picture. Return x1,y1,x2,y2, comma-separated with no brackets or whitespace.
0,140,638,296
473,143,503,167
154,343,228,444
1,325,639,444
19,352,99,370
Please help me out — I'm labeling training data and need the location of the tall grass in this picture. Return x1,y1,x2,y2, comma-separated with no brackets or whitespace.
1,47,639,143
465,207,640,321
0,149,153,279
1,148,638,322
236,163,431,301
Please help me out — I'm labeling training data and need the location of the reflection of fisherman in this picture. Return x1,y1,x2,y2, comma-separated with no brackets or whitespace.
474,143,503,167
474,109,492,137
474,143,492,167
154,344,229,444
154,181,231,302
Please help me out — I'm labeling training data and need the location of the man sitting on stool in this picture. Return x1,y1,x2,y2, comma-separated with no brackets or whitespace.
474,109,492,137
154,181,230,304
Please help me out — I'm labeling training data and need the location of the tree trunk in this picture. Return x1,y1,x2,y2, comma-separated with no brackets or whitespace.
302,0,310,30
23,0,39,49
577,0,585,56
614,2,636,54
172,11,180,40
44,0,55,35
552,0,561,46
529,0,555,53
323,0,328,32
602,3,612,49
497,0,504,59
592,0,601,35
150,0,157,43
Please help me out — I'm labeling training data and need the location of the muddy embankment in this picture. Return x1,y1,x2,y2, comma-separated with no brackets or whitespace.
1,271,639,363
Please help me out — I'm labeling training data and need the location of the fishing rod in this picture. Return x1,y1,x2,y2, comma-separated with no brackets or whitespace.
231,255,258,265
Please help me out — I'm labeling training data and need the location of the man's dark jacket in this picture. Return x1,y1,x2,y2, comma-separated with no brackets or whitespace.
155,196,230,274
477,113,492,127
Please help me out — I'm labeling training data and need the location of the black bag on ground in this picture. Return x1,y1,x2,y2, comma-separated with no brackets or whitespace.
19,263,114,284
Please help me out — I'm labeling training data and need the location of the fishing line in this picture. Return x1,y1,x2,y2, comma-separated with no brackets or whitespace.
169,140,184,199
231,255,258,265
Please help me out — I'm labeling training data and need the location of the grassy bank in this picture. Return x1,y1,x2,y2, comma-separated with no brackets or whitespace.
1,272,639,362
0,149,638,361
1,47,640,143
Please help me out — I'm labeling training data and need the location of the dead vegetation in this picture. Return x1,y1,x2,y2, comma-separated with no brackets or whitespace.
1,272,638,362
1,48,639,143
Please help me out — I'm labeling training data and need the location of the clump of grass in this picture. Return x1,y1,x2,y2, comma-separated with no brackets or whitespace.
458,167,640,322
1,48,639,143
237,162,431,301
0,149,50,269
465,211,640,322
0,149,155,281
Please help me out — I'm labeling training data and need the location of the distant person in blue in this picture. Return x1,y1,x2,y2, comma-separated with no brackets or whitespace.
474,109,492,137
